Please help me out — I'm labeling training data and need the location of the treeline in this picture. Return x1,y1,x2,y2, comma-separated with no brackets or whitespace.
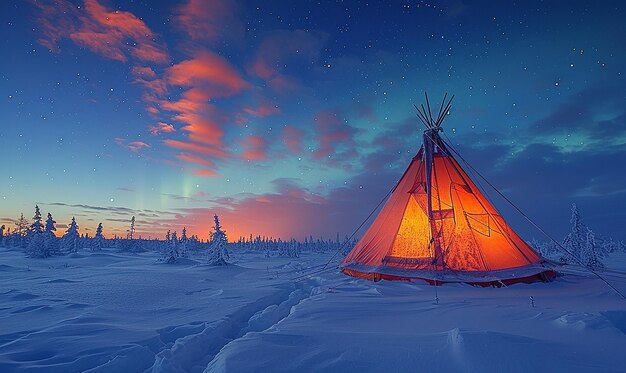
530,203,626,270
0,205,355,262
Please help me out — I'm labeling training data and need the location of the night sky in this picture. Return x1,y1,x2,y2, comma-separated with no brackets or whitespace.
1,0,625,241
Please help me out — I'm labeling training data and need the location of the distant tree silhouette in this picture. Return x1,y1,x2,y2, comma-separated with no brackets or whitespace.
127,216,136,239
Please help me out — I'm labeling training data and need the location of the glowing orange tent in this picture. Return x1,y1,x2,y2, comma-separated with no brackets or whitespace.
341,95,556,285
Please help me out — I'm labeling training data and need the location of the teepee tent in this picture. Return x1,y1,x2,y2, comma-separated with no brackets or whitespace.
341,95,556,285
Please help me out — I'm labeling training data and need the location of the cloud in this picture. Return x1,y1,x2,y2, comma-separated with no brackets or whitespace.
530,81,626,148
33,0,170,64
163,139,229,159
30,0,79,53
283,126,305,154
160,54,249,149
70,0,168,63
173,0,244,42
240,136,268,160
249,30,328,92
193,169,219,177
42,202,137,214
166,51,249,97
176,153,216,167
115,138,151,153
243,102,280,118
312,108,358,161
148,122,176,136
132,67,167,97
132,66,157,79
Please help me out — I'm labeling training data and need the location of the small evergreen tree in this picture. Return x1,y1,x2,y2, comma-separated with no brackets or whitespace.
207,214,229,265
165,231,179,263
45,213,56,233
127,216,136,239
180,227,188,258
584,228,603,270
26,212,59,258
93,222,104,251
30,205,45,235
14,213,29,247
0,224,5,246
561,203,585,263
62,217,80,252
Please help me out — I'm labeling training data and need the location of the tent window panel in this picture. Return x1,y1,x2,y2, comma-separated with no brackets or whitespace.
465,212,503,237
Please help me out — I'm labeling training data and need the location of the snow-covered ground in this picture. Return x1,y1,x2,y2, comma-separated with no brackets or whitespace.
1,247,625,372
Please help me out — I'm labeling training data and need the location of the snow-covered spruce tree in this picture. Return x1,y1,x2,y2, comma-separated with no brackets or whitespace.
45,213,56,234
93,222,104,251
207,214,229,265
30,205,45,235
584,227,604,270
15,213,29,248
62,217,80,253
0,224,5,246
27,212,60,258
165,231,179,263
179,227,188,258
24,205,45,254
561,203,586,264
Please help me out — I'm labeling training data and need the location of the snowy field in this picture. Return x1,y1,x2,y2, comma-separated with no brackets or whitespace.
1,247,625,373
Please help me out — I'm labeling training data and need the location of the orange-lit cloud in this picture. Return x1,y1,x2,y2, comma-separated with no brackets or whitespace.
163,139,229,159
166,51,249,97
173,0,244,42
158,53,250,151
148,122,176,135
240,136,268,160
177,153,216,167
193,169,219,177
32,0,168,63
72,0,168,63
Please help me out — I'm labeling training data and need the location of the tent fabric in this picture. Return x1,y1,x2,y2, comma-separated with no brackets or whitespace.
341,136,555,284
